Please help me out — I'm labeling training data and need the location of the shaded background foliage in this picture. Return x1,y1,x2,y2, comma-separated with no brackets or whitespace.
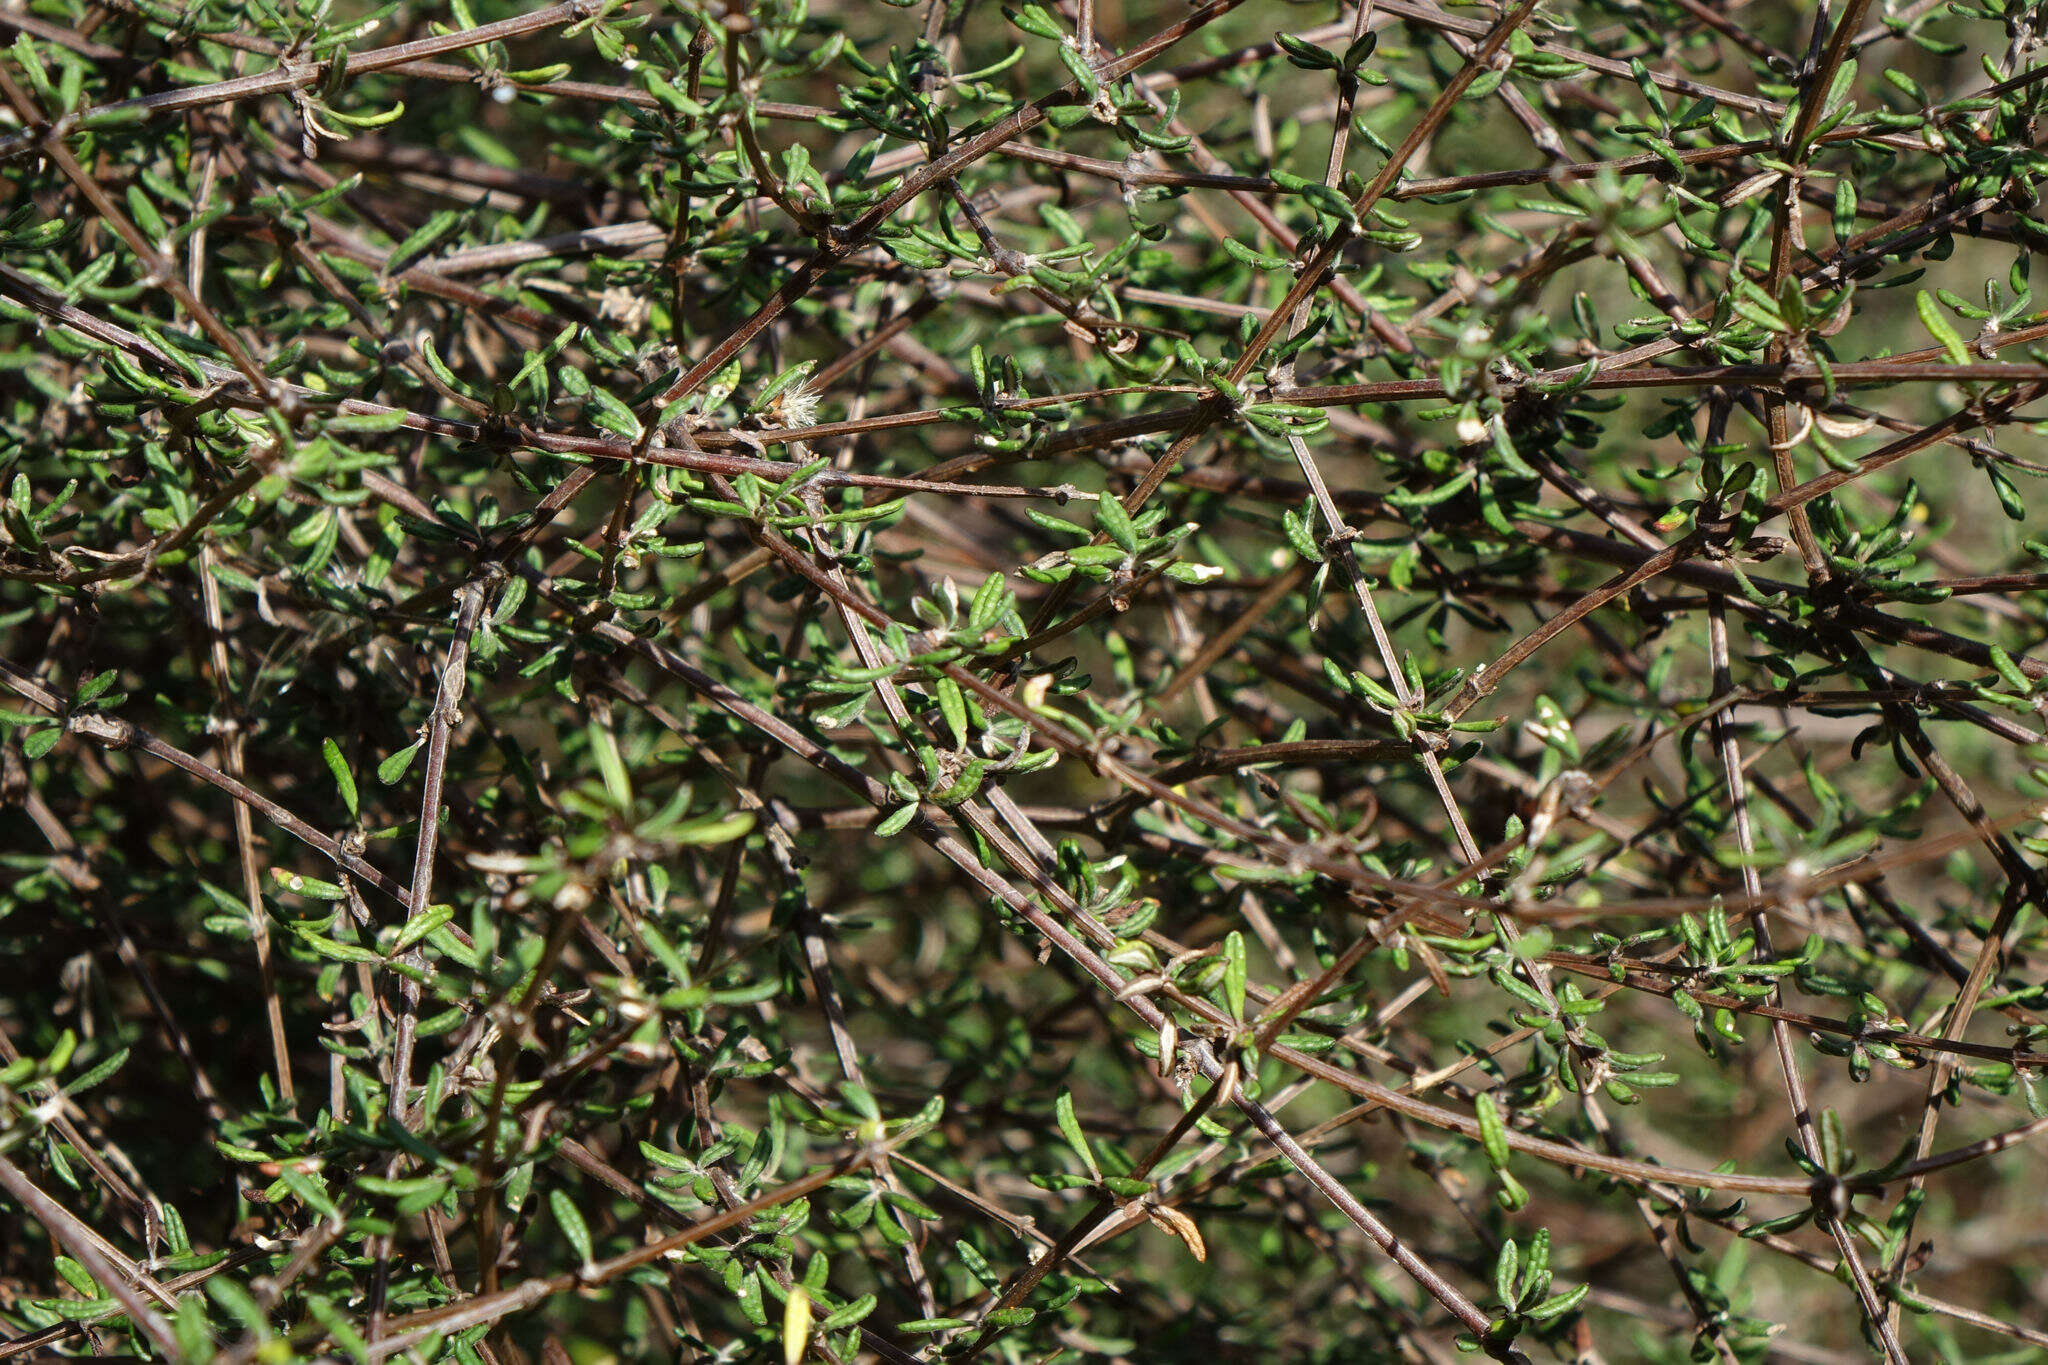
3,0,2048,1361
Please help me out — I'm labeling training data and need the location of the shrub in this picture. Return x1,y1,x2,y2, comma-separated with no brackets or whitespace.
4,0,2048,1360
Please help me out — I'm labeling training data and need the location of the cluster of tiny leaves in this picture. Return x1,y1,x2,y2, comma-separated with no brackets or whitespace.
4,0,2048,1362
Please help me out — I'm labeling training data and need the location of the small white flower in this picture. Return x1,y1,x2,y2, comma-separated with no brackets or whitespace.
775,377,822,429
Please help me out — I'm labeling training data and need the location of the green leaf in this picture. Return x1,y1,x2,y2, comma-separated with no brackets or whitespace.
61,1047,128,1098
585,388,642,439
53,1256,99,1298
1095,495,1138,555
669,810,755,846
290,927,382,963
1915,290,1970,365
1343,29,1379,72
379,741,422,784
1056,43,1099,98
271,867,348,901
1222,930,1248,1022
322,738,359,818
549,1188,595,1267
1525,1282,1589,1322
1495,1237,1520,1304
782,1285,811,1365
1989,646,2034,696
588,718,632,806
935,676,969,748
1005,3,1064,40
1054,1089,1101,1180
1222,236,1292,272
1476,1092,1511,1172
1276,34,1339,70
391,903,455,955
818,1292,876,1332
75,669,118,704
386,209,460,275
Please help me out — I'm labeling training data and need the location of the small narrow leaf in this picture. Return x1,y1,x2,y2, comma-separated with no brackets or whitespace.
322,738,359,818
1915,290,1970,365
935,676,969,748
783,1285,812,1365
1222,930,1248,1022
1476,1092,1511,1172
549,1189,595,1269
876,803,919,837
378,741,422,785
1095,495,1138,555
1054,1090,1100,1181
391,903,455,955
